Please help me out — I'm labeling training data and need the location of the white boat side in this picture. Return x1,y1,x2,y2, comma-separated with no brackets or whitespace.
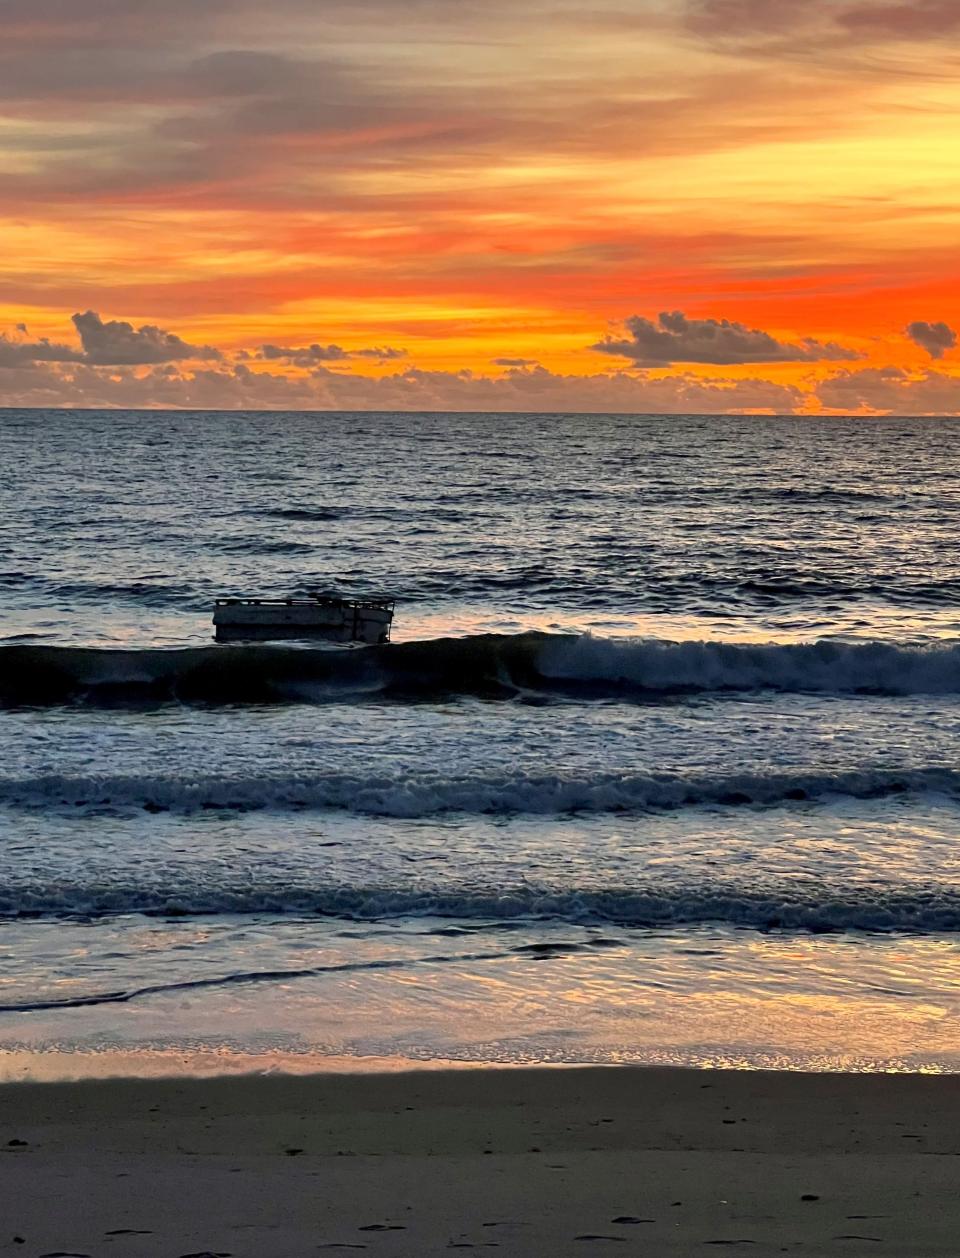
213,597,394,644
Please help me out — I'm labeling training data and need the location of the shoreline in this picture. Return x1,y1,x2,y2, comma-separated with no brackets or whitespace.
2,1065,960,1255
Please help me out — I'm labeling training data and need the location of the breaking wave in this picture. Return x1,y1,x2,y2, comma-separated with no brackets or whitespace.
2,765,959,816
5,632,960,706
2,877,960,934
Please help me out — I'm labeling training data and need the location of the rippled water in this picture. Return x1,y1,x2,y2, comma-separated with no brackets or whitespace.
3,408,960,1076
6,409,960,644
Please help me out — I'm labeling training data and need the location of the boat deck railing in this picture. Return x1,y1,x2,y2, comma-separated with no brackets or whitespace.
214,596,395,612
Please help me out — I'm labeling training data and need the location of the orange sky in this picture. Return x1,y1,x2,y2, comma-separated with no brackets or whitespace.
1,0,959,412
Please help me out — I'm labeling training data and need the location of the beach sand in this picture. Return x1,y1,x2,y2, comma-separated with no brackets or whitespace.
1,1066,959,1256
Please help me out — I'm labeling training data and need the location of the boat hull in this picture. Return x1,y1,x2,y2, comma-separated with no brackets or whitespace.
213,600,393,645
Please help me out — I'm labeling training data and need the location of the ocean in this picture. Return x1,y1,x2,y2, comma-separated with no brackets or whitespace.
2,407,960,1078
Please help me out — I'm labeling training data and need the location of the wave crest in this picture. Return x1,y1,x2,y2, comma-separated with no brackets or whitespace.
2,878,960,934
5,631,960,706
1,766,957,816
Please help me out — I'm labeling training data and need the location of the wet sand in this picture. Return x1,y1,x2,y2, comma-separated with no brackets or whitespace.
1,1066,959,1256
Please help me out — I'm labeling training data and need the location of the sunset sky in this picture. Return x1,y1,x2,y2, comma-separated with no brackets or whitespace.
1,0,959,413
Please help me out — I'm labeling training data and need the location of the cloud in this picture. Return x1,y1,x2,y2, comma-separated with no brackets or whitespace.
0,333,82,367
686,0,960,42
816,365,960,414
906,320,957,360
260,343,351,363
685,0,806,41
683,0,960,66
7,308,957,416
838,0,960,39
258,343,407,365
0,357,804,414
71,311,221,365
591,311,861,366
0,314,507,384
0,0,879,220
1,312,222,368
351,346,408,360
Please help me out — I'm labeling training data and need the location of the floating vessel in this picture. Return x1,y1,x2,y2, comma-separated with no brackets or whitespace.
213,594,394,644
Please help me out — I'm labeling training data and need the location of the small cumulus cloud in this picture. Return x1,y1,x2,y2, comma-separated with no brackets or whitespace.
72,311,221,365
260,343,351,363
906,319,957,360
591,310,862,366
354,346,407,360
258,343,407,365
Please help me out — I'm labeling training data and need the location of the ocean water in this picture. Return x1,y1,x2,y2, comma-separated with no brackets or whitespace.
3,408,960,1077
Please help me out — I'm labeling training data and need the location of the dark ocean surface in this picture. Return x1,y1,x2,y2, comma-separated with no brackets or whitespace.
2,409,960,1075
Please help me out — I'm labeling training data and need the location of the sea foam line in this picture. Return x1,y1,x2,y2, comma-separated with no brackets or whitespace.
537,634,960,695
1,766,958,817
2,880,960,934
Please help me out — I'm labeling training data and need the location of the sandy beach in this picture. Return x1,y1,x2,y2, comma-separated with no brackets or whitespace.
1,1066,958,1256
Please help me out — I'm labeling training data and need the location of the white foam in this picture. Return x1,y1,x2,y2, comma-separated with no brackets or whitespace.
540,635,960,694
2,765,958,817
1,877,959,934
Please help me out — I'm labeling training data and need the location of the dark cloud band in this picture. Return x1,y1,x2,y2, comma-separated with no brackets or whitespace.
591,310,862,366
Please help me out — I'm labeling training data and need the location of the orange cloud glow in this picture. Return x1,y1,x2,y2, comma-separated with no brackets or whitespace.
1,0,959,412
